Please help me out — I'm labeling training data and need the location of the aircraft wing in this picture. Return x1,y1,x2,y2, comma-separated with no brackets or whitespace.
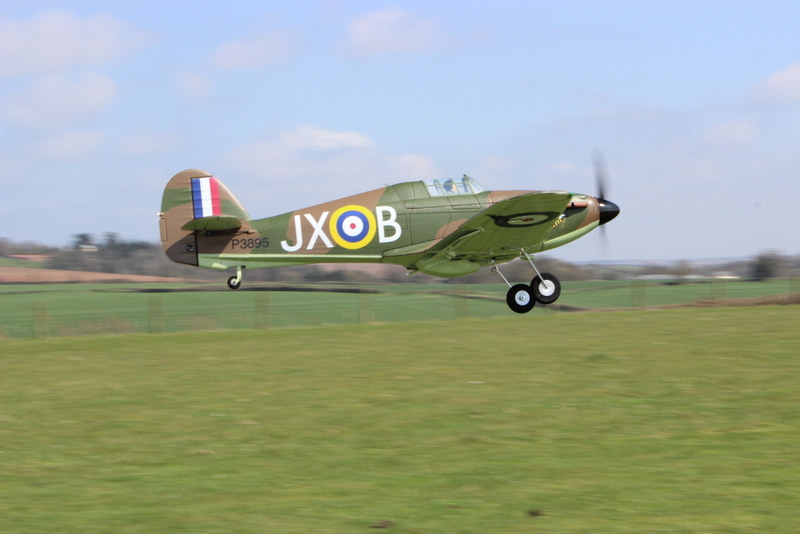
426,191,573,260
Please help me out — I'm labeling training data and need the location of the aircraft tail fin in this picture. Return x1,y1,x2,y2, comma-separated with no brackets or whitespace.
159,169,251,266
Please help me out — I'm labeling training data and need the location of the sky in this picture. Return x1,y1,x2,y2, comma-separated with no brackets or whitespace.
2,0,799,262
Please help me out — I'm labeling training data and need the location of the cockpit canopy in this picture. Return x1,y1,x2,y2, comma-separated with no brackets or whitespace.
424,175,485,196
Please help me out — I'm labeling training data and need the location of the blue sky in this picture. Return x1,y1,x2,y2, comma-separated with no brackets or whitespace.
2,1,799,262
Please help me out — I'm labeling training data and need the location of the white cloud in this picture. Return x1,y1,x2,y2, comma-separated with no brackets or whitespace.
344,8,447,57
754,62,800,104
3,72,118,129
174,72,214,102
0,10,150,77
388,154,439,180
471,156,517,182
547,161,576,174
703,120,759,146
221,125,438,214
211,31,299,70
34,129,105,160
280,125,374,151
119,132,181,155
0,156,30,187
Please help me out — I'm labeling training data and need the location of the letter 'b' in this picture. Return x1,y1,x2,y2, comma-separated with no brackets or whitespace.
377,206,401,243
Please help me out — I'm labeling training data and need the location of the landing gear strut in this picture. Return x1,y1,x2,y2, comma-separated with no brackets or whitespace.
492,252,562,313
227,266,243,290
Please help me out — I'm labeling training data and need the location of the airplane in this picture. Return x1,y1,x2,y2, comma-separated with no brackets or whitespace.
159,162,619,313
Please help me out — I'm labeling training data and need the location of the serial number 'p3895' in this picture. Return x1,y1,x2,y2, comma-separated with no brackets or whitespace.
281,205,401,252
232,237,268,250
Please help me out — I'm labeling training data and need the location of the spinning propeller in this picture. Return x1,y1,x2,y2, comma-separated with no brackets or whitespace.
592,149,620,247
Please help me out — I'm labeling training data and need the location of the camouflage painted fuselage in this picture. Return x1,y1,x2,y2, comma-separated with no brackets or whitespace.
160,169,609,277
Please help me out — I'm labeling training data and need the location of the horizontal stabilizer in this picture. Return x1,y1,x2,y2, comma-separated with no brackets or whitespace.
181,215,245,232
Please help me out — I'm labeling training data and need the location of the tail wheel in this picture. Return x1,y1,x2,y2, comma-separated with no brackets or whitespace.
507,284,536,314
531,273,560,304
227,276,241,290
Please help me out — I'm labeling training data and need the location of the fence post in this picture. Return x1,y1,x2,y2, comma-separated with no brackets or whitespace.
453,286,470,319
787,276,797,304
632,279,647,309
33,302,48,339
713,277,726,302
359,289,374,324
255,292,271,329
148,295,164,334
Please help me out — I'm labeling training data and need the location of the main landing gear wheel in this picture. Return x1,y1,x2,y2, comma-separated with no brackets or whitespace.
227,276,241,290
507,284,536,314
531,272,561,304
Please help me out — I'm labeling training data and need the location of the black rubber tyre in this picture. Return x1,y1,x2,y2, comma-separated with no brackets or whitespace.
506,284,536,313
227,276,241,290
531,273,561,304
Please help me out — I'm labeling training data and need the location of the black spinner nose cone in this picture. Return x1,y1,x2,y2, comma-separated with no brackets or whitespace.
598,199,620,225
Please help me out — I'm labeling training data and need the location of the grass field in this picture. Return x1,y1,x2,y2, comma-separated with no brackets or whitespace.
0,283,514,338
1,279,797,339
0,258,46,269
2,306,799,532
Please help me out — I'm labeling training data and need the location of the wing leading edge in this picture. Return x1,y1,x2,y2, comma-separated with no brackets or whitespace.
419,191,573,267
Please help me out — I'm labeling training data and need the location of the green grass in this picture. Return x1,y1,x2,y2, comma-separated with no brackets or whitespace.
0,283,518,338
562,279,799,309
0,257,46,269
1,279,797,339
2,306,799,532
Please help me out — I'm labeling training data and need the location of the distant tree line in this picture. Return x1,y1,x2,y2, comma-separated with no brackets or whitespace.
1,236,798,283
46,233,156,274
0,238,56,256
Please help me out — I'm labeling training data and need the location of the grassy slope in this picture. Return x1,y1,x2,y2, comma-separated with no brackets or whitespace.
2,306,799,533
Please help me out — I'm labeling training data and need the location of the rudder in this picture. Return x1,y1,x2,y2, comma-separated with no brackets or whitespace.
159,169,251,266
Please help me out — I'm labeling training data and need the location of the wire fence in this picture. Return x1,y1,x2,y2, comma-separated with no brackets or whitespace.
2,279,798,340
1,290,515,340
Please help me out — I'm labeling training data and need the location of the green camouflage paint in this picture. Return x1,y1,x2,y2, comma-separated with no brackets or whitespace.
160,170,614,277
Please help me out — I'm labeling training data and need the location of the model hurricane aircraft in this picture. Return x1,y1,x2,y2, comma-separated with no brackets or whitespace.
159,160,619,313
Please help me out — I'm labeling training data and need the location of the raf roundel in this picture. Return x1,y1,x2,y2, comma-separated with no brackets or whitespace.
330,205,377,249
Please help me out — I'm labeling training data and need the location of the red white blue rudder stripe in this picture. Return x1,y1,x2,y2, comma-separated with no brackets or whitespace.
191,177,222,218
